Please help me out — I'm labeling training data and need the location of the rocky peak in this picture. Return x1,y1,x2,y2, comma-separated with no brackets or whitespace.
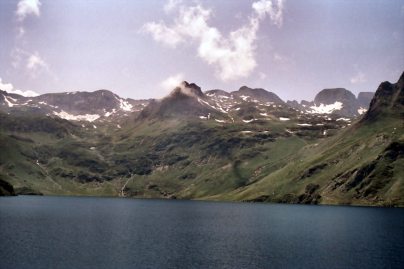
314,88,356,105
312,88,358,117
169,81,204,99
362,72,403,122
232,86,284,104
139,81,216,120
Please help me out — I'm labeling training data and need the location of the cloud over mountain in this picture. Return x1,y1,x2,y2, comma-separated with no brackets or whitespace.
160,73,185,93
0,77,39,97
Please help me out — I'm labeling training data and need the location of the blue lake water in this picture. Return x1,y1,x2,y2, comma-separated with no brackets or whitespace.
0,196,403,269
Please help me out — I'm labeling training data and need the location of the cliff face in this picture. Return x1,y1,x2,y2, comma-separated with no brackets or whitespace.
361,72,404,122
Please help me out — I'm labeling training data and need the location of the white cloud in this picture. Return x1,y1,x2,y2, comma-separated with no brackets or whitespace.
350,71,367,84
15,0,41,38
0,77,39,97
143,22,184,47
16,0,41,21
11,49,49,78
26,52,48,71
143,0,285,81
164,0,183,13
0,78,14,92
160,73,185,92
252,0,284,26
259,72,267,80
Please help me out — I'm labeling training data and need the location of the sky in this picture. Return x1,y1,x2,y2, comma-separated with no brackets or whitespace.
0,0,403,101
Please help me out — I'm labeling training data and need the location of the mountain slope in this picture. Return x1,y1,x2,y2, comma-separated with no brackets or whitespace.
287,89,374,117
138,81,220,120
0,73,401,206
218,72,403,206
0,89,149,123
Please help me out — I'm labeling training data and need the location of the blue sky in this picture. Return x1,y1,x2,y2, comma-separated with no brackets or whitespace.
0,0,403,101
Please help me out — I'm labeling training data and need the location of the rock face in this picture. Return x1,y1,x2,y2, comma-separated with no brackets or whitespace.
314,88,357,105
362,72,404,122
232,86,284,104
313,88,358,117
0,178,15,196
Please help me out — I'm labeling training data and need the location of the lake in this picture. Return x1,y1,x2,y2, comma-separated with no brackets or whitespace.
0,196,403,269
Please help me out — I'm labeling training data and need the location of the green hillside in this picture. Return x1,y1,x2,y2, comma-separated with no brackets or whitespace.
0,73,402,206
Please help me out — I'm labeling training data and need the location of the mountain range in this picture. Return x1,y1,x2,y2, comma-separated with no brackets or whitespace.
0,73,402,207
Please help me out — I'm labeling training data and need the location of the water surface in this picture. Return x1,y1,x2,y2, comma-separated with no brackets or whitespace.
0,196,403,269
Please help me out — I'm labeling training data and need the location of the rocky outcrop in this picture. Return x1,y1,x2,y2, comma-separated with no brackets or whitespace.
362,72,404,122
138,81,218,120
0,178,16,196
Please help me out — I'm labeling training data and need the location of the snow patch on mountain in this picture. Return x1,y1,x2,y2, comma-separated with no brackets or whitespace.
53,110,100,122
3,96,17,107
357,107,367,115
336,118,350,122
118,98,133,111
309,101,343,114
104,109,117,117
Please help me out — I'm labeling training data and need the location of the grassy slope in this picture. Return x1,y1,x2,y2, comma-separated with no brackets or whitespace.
214,116,403,206
111,118,311,199
0,98,402,206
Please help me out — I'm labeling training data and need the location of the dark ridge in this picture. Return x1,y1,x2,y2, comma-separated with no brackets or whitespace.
361,71,404,123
